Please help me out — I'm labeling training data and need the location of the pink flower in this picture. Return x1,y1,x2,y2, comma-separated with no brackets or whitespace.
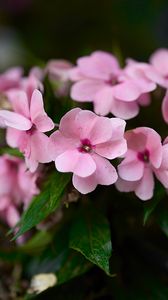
115,127,165,200
50,108,127,194
149,49,168,123
0,154,39,228
0,89,54,172
150,48,168,88
0,67,23,93
7,66,43,103
70,51,157,119
45,59,73,96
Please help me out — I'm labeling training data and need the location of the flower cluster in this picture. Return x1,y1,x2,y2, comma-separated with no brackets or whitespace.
0,47,168,212
0,154,39,228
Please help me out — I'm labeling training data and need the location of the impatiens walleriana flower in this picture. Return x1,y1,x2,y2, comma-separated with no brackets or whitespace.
150,48,168,123
45,59,73,96
7,66,43,103
115,127,168,201
50,108,127,194
0,89,54,172
0,154,39,228
70,51,157,119
0,67,23,93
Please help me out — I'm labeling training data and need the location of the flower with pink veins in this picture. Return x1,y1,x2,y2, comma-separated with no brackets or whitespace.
70,51,157,120
45,59,73,96
115,127,164,200
149,48,168,123
0,154,39,229
0,89,54,172
50,108,127,194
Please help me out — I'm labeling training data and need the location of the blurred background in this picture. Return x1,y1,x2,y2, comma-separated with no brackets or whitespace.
0,0,168,70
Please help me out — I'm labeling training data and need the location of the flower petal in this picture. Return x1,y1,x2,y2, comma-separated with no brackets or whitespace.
88,116,113,144
162,90,168,123
55,150,96,177
6,127,22,148
59,107,81,138
113,81,141,101
111,98,139,120
95,139,127,159
115,177,137,192
150,48,168,76
0,110,32,130
135,167,154,201
118,152,144,181
77,51,120,80
72,174,97,194
30,89,54,132
71,79,104,101
94,86,114,116
93,154,118,185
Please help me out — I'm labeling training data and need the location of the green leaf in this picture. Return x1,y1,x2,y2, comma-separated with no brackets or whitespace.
57,251,92,284
0,147,23,158
143,184,165,225
13,171,71,239
69,208,112,275
26,225,92,285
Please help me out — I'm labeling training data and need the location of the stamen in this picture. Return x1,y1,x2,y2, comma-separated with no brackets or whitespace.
78,139,93,153
137,149,150,163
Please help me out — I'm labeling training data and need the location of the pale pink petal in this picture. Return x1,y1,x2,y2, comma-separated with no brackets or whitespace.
0,196,10,210
110,118,126,140
49,131,76,159
6,128,22,148
55,150,96,177
118,153,144,181
30,89,54,132
155,169,168,188
6,205,20,227
145,128,162,168
0,110,32,130
4,67,23,80
159,143,168,169
94,87,114,116
59,107,82,138
126,130,147,152
162,90,168,123
30,131,53,164
135,167,154,200
111,98,139,119
77,51,120,80
69,67,85,81
134,78,156,93
95,139,127,159
71,79,105,101
113,81,141,101
115,177,137,192
46,59,73,81
25,156,38,173
137,93,151,106
150,48,168,76
18,132,30,157
72,174,97,194
144,68,165,87
74,109,97,139
93,154,118,185
7,90,30,118
88,116,113,144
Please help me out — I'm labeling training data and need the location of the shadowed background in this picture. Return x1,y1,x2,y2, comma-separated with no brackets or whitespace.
0,0,168,69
